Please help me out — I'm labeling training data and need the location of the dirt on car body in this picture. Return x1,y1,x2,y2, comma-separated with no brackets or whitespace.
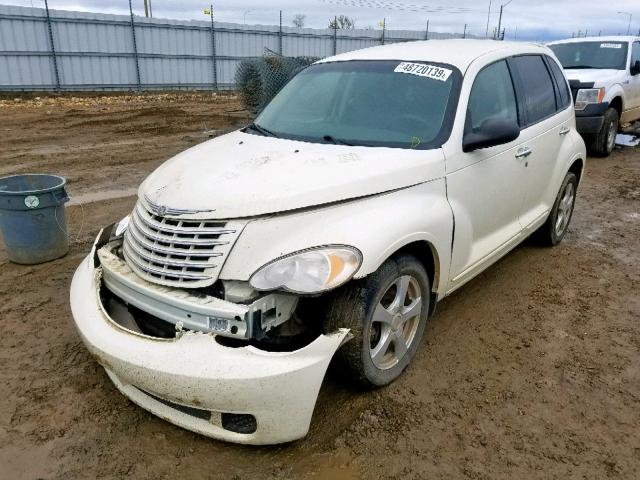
0,93,639,479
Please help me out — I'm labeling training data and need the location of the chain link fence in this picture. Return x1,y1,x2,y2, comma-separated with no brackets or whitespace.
235,49,318,111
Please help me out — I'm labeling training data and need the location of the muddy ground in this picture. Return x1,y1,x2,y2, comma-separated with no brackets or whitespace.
0,94,638,480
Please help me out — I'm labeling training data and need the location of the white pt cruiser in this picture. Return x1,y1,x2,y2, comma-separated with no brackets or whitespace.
71,40,586,444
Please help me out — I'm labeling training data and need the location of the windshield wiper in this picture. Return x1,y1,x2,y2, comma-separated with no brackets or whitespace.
245,122,278,137
322,134,354,146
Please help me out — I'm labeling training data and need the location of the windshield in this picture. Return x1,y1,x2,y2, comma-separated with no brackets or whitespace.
549,41,629,70
250,60,461,150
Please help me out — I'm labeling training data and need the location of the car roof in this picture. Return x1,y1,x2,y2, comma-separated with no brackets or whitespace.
548,36,639,45
316,39,552,71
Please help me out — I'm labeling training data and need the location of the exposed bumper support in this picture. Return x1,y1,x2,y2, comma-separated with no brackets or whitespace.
70,247,349,444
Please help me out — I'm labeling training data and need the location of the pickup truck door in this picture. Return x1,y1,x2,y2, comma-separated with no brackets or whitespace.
624,41,640,119
445,59,527,292
509,55,573,230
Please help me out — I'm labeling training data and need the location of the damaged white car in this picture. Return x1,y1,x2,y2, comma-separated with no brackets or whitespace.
70,40,586,444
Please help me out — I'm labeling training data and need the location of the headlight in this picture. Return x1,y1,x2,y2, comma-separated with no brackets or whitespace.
114,214,130,237
249,246,362,294
575,87,605,110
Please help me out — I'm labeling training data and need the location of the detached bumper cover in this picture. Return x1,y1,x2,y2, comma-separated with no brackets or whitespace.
70,249,348,445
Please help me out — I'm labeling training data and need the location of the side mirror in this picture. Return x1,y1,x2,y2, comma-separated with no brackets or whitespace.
631,60,640,76
462,118,520,153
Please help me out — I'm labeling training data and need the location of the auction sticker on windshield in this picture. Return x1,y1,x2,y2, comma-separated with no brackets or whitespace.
394,62,452,81
600,43,622,49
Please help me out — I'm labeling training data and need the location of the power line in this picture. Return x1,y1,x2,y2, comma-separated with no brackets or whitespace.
319,0,482,14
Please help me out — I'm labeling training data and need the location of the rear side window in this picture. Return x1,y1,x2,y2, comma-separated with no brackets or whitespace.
466,60,518,132
546,56,571,109
510,55,557,126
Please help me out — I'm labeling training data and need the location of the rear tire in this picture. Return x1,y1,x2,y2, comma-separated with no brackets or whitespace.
533,172,578,246
586,107,618,157
324,254,430,388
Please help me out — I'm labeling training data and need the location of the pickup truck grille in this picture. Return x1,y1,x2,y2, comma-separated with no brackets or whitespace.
123,201,244,288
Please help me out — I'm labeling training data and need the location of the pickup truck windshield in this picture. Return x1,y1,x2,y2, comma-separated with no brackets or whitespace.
549,41,629,70
251,60,461,150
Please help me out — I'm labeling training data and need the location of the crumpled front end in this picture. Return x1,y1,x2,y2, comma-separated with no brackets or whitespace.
69,236,348,445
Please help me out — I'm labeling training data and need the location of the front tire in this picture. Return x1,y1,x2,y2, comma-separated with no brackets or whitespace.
587,107,618,157
324,254,430,388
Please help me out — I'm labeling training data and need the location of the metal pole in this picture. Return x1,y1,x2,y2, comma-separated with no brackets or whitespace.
278,10,283,56
463,23,467,39
143,0,148,17
496,5,503,40
210,4,218,90
44,0,60,90
381,18,386,45
425,19,429,40
485,0,492,37
128,0,141,90
333,16,337,55
149,0,152,18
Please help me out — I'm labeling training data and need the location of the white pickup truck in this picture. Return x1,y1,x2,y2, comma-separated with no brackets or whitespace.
71,39,586,444
549,36,640,156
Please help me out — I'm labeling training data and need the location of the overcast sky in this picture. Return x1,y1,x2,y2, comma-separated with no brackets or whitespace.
3,0,640,41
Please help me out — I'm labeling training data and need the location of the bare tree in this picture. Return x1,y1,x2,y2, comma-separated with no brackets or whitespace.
292,14,306,28
329,15,355,29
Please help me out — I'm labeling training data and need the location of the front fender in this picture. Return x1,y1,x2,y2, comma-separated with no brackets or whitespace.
219,181,453,294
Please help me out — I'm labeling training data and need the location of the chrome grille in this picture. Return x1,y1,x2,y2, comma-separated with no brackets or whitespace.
123,201,244,288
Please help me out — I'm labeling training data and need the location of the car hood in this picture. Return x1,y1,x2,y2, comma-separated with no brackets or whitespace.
139,131,445,219
564,68,625,86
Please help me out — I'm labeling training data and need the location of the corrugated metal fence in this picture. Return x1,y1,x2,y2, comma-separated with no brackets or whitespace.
0,4,467,92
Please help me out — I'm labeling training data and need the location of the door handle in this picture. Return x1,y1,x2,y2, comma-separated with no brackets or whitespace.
559,126,570,136
515,146,532,159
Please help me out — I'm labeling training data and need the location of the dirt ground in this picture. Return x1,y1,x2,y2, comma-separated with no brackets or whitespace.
0,94,639,480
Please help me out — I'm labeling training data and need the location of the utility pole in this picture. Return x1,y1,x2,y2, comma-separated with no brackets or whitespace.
463,23,467,39
485,0,492,37
496,0,513,41
143,0,148,17
425,19,429,40
617,11,632,35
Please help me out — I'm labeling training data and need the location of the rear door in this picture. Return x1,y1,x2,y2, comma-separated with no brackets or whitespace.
445,59,526,289
508,54,569,229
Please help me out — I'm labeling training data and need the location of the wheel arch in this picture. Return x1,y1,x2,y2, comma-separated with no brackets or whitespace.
609,96,623,118
568,157,585,185
385,240,441,317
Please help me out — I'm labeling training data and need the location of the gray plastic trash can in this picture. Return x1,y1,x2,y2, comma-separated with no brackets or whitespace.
0,174,70,264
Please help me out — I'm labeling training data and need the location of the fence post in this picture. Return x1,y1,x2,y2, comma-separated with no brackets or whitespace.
128,0,142,90
44,0,61,90
278,10,283,56
209,5,218,90
381,18,385,45
333,16,337,55
425,19,429,40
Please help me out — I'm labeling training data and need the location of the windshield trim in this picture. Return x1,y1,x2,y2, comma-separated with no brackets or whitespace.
549,41,629,70
249,59,463,150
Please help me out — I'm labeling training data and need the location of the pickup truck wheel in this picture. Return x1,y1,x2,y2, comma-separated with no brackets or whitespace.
324,254,429,388
587,107,618,157
533,172,578,246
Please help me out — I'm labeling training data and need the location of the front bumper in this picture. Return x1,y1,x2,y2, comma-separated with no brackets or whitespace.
575,102,609,134
70,247,348,445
